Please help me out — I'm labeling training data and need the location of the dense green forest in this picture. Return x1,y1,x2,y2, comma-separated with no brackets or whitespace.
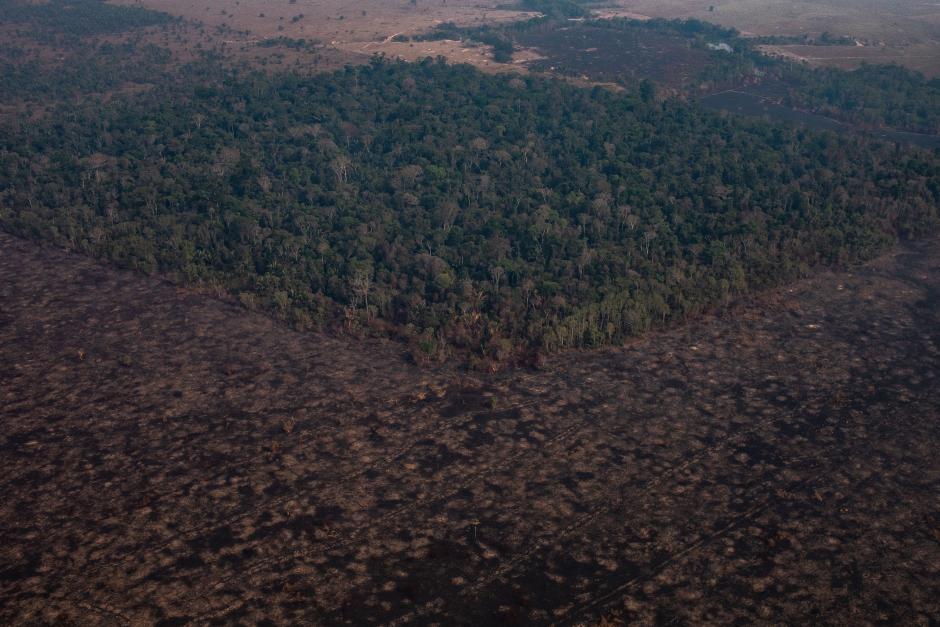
504,0,591,19
0,0,183,104
777,64,940,135
0,0,175,40
2,55,938,363
0,1,939,364
0,40,175,104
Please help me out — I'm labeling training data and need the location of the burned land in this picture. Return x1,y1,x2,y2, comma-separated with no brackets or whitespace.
2,0,940,624
2,230,939,625
516,24,720,90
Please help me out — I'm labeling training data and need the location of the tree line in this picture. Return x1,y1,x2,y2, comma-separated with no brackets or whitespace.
0,0,176,41
2,55,937,365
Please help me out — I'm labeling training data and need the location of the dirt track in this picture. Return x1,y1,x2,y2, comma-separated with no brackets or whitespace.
1,232,939,625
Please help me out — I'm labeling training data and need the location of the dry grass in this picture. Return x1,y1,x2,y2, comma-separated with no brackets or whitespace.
760,42,940,77
101,0,940,78
608,0,940,75
111,0,538,70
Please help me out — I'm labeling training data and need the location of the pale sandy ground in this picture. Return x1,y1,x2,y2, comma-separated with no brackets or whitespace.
117,0,940,75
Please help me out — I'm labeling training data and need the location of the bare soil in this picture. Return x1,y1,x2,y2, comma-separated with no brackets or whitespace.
110,0,534,43
759,43,940,78
608,0,940,76
110,0,538,69
2,231,939,625
11,0,927,84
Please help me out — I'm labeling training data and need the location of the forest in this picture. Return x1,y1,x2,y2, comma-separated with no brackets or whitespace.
3,2,940,626
777,64,940,135
0,0,175,40
3,50,939,364
1,1,939,365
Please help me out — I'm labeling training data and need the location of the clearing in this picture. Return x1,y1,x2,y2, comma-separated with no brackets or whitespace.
2,232,939,624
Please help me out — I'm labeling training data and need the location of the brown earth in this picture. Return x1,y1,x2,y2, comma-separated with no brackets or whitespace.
608,0,940,76
103,0,940,78
2,231,939,625
758,43,940,78
609,0,940,43
112,0,535,43
110,0,538,69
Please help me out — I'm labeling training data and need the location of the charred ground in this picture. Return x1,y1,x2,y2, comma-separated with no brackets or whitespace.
2,231,939,624
2,1,940,624
516,22,721,90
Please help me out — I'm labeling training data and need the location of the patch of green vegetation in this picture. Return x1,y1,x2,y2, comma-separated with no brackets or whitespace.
751,32,858,46
2,57,937,362
256,37,319,51
0,41,174,103
0,0,175,39
776,64,940,135
515,0,591,19
415,22,516,63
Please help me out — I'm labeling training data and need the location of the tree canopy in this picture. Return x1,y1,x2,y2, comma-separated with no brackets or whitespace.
2,56,938,365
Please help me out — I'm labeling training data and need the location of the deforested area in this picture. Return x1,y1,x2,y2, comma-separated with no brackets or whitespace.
2,230,939,624
1,0,940,624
